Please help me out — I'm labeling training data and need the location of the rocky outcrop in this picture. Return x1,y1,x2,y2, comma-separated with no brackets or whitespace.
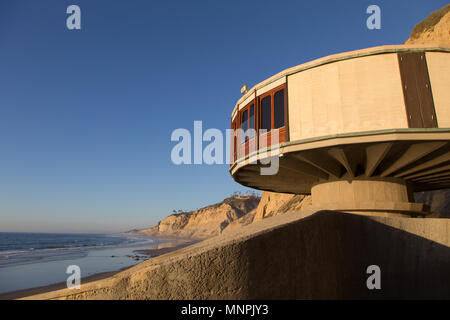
223,192,312,233
221,208,257,232
135,191,314,239
415,190,450,218
405,4,450,46
253,192,311,221
137,191,313,239
137,195,260,239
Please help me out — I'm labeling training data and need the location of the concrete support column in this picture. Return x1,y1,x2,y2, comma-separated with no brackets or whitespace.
311,178,429,217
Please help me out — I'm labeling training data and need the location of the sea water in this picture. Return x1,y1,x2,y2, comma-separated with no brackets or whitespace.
0,232,159,294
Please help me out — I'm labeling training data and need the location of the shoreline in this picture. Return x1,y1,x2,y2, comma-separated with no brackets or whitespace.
0,236,199,300
0,268,126,300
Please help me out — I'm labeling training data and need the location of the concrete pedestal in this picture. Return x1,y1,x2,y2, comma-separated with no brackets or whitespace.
311,178,430,217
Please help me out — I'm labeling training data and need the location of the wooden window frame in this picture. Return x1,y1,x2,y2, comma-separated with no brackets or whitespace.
239,102,255,143
230,117,238,164
238,100,256,158
257,84,287,148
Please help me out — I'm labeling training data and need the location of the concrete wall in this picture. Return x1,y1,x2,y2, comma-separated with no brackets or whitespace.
427,52,450,128
25,210,450,300
287,53,408,141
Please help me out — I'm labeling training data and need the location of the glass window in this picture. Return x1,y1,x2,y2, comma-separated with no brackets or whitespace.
241,109,248,143
274,89,284,129
232,120,237,160
260,96,271,133
249,104,254,138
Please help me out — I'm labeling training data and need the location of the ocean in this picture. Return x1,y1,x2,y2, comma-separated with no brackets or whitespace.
0,232,159,295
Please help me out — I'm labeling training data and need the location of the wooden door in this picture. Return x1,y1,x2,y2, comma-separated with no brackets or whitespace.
398,52,438,128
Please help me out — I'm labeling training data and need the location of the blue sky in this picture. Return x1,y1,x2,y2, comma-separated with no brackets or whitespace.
0,0,447,233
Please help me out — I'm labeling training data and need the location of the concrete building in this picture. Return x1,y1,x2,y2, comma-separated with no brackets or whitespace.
230,45,450,217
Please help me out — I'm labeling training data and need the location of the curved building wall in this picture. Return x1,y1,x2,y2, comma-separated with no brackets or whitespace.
427,52,450,128
230,46,450,168
287,53,408,141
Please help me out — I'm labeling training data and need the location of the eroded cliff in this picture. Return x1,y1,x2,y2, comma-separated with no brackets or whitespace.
405,4,450,46
137,195,260,239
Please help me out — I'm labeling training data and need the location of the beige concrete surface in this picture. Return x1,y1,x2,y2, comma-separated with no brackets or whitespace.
310,178,429,216
427,52,450,127
288,53,407,140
